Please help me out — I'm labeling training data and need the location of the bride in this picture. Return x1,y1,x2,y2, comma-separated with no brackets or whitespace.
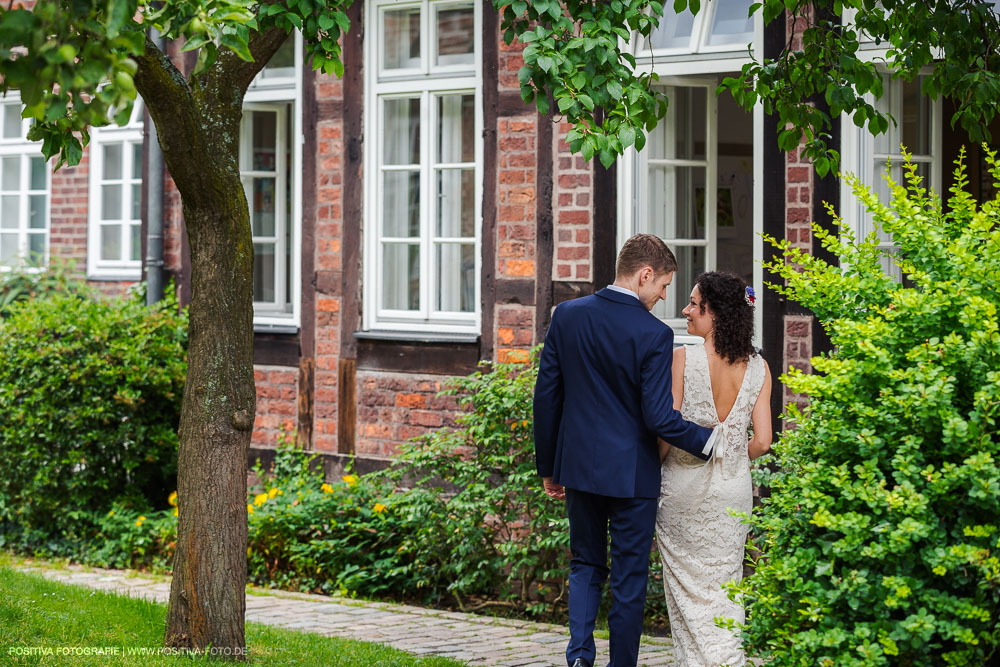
656,272,773,667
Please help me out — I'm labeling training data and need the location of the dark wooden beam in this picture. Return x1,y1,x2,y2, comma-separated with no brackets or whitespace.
535,110,554,340
480,0,499,363
593,159,617,288
297,49,319,450
338,0,364,454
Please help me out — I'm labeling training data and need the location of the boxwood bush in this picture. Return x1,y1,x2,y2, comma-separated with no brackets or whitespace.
0,283,187,552
735,150,1000,665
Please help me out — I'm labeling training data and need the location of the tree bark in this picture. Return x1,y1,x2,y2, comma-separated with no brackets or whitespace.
134,27,286,658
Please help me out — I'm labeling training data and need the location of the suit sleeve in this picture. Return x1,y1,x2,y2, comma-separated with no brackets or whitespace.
533,307,564,477
640,326,713,460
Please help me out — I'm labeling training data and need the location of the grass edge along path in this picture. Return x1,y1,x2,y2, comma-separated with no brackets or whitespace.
0,564,468,666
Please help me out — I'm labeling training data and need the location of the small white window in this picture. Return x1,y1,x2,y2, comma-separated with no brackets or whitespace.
0,97,49,269
88,100,145,279
364,0,482,335
245,31,303,331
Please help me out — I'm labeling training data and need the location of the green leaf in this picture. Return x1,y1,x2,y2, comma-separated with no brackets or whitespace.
620,125,636,148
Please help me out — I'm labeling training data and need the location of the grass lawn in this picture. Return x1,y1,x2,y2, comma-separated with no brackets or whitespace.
0,565,466,666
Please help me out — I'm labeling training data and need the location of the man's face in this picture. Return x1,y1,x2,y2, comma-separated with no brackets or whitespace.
637,269,674,311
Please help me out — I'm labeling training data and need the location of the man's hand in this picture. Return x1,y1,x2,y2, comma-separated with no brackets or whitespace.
542,477,566,500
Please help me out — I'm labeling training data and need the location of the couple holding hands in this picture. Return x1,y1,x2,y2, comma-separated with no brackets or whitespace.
534,234,773,667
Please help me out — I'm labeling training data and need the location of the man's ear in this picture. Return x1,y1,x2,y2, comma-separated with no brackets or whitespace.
638,266,654,286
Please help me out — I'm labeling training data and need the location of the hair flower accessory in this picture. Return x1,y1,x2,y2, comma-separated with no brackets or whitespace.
745,286,756,307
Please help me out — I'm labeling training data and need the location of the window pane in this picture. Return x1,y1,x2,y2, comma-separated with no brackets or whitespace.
648,10,695,49
436,243,475,312
27,232,45,261
132,142,143,179
436,169,475,238
2,104,21,139
2,156,20,191
901,78,931,156
102,184,122,220
0,233,18,263
254,243,276,303
252,111,278,171
705,0,754,47
30,157,46,190
648,165,706,239
650,87,706,161
251,177,276,237
383,171,420,238
262,35,295,78
132,183,141,220
437,94,475,163
28,195,45,229
382,243,420,310
384,98,420,165
103,143,122,180
653,244,705,320
1,195,18,228
436,4,475,66
101,224,122,260
131,223,142,262
383,7,421,70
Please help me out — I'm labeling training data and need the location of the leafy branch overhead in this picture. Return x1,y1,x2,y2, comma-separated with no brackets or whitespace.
494,0,673,168
496,0,1000,175
0,0,353,169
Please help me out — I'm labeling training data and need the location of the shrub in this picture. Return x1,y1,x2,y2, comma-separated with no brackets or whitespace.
735,150,1000,665
0,285,187,552
0,258,93,318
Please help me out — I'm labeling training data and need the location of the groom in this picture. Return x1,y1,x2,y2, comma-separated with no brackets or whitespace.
533,234,715,667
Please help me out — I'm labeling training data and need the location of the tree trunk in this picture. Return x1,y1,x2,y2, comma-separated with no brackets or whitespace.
157,109,256,658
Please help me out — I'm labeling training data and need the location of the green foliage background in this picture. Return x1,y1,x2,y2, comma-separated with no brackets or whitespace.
736,151,1000,665
0,278,187,553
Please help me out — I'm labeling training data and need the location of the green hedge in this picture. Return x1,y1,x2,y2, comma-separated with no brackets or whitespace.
0,282,187,552
735,152,1000,665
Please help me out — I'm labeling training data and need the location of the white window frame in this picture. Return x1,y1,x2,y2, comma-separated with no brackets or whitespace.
87,100,145,280
619,12,764,347
839,69,942,273
363,0,483,335
245,30,303,331
0,94,50,272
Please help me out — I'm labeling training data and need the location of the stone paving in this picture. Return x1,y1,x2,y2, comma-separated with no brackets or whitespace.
14,562,675,666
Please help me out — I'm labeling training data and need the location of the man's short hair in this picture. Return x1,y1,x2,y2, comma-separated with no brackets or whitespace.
615,234,677,278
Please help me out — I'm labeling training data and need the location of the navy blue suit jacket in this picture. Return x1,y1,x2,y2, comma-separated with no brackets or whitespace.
533,288,713,498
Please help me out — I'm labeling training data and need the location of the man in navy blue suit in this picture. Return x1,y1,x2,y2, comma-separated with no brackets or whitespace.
533,234,715,667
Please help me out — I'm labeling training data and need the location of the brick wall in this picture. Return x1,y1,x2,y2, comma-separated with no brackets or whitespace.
356,371,465,457
553,122,592,281
312,71,346,452
253,365,298,446
48,148,89,273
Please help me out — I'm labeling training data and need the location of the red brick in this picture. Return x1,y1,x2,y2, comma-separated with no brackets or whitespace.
559,210,589,225
396,393,427,409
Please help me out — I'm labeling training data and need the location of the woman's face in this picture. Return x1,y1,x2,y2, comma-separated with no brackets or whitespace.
682,285,713,338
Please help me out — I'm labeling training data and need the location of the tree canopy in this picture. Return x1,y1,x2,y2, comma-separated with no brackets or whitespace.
495,0,1000,174
0,0,350,169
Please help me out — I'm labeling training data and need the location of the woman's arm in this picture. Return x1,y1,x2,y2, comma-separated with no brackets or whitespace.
659,347,687,462
748,360,773,461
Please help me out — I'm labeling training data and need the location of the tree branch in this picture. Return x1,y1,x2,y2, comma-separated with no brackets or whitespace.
204,25,289,104
134,33,193,125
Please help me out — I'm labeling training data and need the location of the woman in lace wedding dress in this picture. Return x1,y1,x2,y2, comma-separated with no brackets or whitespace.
656,272,773,667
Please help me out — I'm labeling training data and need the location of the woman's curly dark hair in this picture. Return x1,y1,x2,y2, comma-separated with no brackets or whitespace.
694,271,756,364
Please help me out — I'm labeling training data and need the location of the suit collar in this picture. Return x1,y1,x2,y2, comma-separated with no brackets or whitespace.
596,287,646,308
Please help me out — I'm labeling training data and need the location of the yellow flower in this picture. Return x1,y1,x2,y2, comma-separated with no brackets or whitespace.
373,503,387,514
107,510,115,517
321,483,334,494
247,547,252,557
172,508,178,517
135,516,146,527
342,474,358,487
167,491,178,507
253,493,268,507
247,504,254,514
268,487,282,499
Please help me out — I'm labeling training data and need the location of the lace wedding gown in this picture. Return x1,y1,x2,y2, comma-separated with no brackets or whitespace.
655,343,766,667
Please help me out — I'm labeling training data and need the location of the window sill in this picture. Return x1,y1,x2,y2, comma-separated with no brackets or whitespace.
254,323,300,335
354,330,480,344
